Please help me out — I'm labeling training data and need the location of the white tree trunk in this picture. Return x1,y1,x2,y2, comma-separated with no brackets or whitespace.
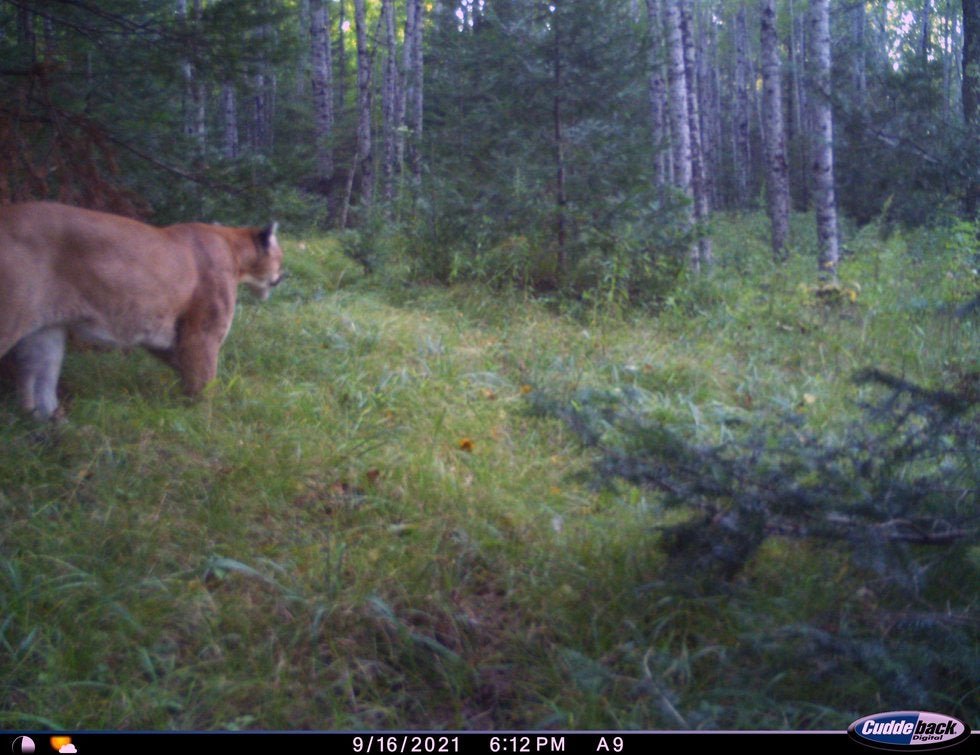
761,0,790,262
681,1,711,269
809,0,840,278
664,0,691,194
664,0,694,262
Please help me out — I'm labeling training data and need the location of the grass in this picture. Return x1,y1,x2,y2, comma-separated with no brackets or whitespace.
0,213,976,730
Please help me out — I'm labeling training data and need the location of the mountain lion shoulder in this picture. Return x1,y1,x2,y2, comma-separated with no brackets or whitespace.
0,201,284,419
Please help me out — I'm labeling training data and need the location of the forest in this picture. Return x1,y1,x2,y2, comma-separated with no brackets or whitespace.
1,0,978,734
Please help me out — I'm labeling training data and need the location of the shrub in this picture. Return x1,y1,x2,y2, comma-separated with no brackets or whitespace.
532,368,978,719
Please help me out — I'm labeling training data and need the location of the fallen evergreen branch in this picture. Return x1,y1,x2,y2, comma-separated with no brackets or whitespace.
535,368,978,586
533,368,978,720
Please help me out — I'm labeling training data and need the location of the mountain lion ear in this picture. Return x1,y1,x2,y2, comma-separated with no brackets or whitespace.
258,222,279,251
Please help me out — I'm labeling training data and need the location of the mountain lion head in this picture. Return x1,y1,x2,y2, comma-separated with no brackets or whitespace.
243,222,285,301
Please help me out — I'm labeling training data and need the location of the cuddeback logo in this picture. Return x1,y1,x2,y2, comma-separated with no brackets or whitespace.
848,711,972,751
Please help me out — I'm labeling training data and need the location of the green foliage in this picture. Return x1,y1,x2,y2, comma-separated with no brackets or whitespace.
349,179,693,311
539,368,977,579
534,363,978,724
0,0,315,227
359,186,693,315
569,194,692,315
833,10,978,225
411,0,680,297
2,215,978,729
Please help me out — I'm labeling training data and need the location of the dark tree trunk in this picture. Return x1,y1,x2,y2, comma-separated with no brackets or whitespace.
788,0,809,210
964,0,980,215
381,0,400,204
178,0,206,157
221,83,239,159
733,3,752,207
342,0,374,228
404,0,424,188
553,5,568,279
310,0,335,184
646,0,671,190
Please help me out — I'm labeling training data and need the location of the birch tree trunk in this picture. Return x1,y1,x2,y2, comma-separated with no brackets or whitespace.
663,0,695,270
761,0,790,262
645,0,671,191
809,0,840,278
310,0,335,185
681,1,711,268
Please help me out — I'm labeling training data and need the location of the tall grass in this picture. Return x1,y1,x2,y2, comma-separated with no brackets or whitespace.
1,215,976,730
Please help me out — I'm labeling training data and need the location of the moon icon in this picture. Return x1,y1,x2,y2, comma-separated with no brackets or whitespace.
12,737,36,754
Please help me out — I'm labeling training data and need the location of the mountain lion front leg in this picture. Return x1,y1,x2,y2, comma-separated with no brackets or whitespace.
173,318,225,397
10,327,67,419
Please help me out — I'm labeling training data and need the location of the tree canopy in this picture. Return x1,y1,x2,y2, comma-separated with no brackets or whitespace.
1,1,977,287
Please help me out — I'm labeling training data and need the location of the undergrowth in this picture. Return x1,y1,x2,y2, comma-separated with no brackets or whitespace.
0,213,976,730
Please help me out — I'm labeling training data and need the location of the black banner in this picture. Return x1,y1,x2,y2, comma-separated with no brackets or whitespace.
5,731,978,755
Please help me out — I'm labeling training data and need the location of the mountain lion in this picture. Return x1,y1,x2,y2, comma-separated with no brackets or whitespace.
0,201,284,419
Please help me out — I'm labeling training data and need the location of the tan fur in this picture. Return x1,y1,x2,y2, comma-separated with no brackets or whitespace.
0,201,284,419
